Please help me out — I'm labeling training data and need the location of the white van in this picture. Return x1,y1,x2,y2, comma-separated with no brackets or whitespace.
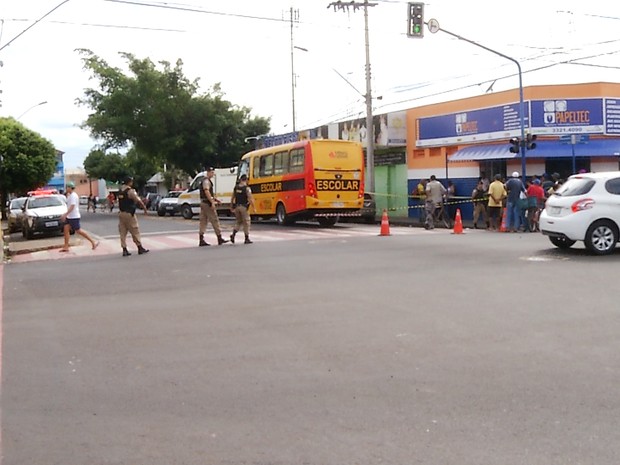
177,166,238,219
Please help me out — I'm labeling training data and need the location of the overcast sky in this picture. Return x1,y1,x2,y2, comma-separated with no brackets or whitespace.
1,0,618,170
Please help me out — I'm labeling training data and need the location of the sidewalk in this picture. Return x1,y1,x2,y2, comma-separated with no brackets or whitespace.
2,220,81,261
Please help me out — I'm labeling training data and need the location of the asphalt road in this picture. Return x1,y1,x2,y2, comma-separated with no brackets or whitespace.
2,228,620,464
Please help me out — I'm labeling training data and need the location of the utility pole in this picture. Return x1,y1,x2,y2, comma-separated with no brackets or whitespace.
288,7,300,133
328,0,377,193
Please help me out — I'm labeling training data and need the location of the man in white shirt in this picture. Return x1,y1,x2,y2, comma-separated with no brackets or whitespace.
59,182,99,252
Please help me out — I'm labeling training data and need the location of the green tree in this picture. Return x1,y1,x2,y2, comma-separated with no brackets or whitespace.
76,50,270,176
0,118,58,219
83,149,128,184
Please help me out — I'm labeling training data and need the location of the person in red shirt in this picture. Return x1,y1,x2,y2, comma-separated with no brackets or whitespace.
526,178,546,231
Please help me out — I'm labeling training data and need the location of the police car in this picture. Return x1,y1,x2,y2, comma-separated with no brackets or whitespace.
21,191,68,239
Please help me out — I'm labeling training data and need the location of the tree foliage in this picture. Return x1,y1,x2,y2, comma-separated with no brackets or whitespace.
0,117,58,218
83,147,158,190
76,49,271,176
83,149,128,183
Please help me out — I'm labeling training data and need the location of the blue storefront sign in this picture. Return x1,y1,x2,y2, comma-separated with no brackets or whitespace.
530,98,604,135
417,103,525,147
604,98,620,135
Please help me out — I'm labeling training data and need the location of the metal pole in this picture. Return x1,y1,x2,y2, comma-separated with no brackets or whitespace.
328,1,377,193
290,7,296,133
364,3,375,193
436,27,527,179
517,69,526,179
571,135,576,174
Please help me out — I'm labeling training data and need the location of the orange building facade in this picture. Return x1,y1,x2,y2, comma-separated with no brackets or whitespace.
405,82,620,219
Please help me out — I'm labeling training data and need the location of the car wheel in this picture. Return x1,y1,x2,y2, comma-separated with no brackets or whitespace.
157,209,165,217
549,236,576,249
181,204,193,220
585,220,618,255
317,216,338,227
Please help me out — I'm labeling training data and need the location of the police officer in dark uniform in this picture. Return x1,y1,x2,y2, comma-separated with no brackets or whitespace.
230,174,255,244
117,175,149,257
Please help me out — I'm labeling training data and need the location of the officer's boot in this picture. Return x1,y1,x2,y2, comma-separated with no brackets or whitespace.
217,234,228,245
230,230,237,244
138,245,150,255
199,233,210,247
244,234,253,244
122,247,131,257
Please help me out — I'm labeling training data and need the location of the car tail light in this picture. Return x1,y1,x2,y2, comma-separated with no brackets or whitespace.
571,198,594,212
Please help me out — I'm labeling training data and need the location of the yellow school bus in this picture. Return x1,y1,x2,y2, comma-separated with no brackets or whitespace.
238,139,365,226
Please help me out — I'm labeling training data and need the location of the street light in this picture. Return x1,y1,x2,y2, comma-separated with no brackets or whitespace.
434,25,528,179
17,100,48,120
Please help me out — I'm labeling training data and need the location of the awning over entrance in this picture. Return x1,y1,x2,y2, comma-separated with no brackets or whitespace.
448,139,620,162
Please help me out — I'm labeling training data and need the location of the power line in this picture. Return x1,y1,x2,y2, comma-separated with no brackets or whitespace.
104,0,286,23
0,0,71,52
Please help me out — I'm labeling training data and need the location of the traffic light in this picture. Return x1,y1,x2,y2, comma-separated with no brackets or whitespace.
526,133,537,150
407,2,424,38
509,137,520,154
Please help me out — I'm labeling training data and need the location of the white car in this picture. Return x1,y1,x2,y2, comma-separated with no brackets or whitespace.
21,194,68,240
157,191,183,216
7,197,27,233
539,171,620,255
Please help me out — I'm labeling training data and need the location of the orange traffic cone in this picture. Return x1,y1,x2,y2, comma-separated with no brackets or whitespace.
499,208,507,232
452,208,464,234
379,209,391,236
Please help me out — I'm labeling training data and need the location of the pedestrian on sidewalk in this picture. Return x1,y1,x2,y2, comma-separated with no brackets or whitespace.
471,178,488,229
505,171,525,232
230,174,255,244
487,174,506,231
59,182,99,252
117,176,149,257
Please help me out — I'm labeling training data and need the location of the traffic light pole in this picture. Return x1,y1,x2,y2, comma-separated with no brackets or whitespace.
434,27,527,179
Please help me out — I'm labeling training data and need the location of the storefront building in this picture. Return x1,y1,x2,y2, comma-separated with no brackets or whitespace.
406,82,620,220
265,81,620,220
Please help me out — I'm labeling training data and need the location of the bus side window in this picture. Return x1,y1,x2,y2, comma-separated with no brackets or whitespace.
274,151,288,175
290,149,304,174
261,154,274,177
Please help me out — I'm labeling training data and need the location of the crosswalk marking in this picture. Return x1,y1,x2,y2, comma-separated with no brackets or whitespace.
8,226,447,263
